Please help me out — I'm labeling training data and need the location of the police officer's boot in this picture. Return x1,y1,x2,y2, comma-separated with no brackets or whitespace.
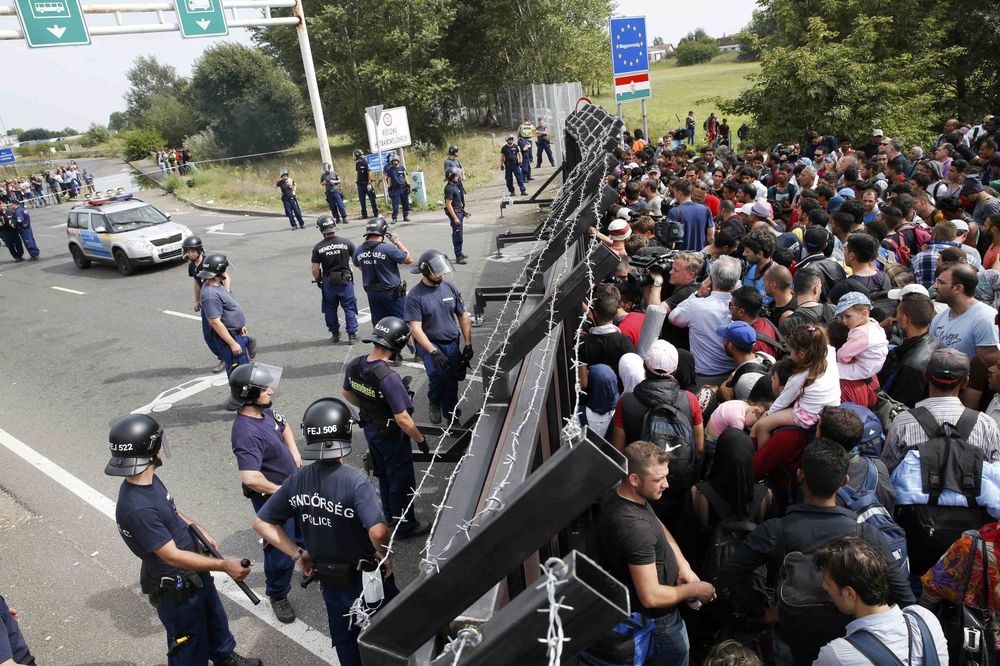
214,650,262,666
348,332,358,342
331,331,341,343
429,403,442,425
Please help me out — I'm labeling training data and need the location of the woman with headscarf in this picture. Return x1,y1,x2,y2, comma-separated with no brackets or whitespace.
583,364,620,439
690,428,771,529
618,353,645,394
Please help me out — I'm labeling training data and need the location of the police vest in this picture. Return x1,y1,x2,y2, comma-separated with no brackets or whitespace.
347,359,397,432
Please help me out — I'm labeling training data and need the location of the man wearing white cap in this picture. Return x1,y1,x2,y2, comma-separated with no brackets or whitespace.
857,129,886,159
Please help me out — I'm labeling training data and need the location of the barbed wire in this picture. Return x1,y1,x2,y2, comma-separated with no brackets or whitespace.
439,627,481,665
538,557,571,665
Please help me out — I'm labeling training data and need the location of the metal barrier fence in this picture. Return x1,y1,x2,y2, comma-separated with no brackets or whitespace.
358,102,629,665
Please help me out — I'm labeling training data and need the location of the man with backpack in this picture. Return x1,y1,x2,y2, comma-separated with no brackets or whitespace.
818,406,896,512
826,234,888,306
663,179,714,251
717,321,776,403
720,439,915,666
812,536,947,665
611,340,704,534
880,204,930,268
779,269,835,337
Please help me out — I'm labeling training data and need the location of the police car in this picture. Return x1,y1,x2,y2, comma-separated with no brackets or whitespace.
66,195,194,275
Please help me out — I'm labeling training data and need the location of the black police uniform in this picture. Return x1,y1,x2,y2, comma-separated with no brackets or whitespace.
444,180,466,260
355,160,379,219
501,143,526,195
0,207,24,260
384,163,410,222
353,238,408,324
116,475,238,665
312,233,359,337
276,177,304,229
320,169,348,223
257,462,398,666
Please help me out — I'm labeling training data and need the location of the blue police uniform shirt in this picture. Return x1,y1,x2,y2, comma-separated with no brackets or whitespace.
200,283,247,330
444,182,465,213
443,157,462,175
231,408,298,485
320,170,342,194
355,161,371,185
311,235,356,273
0,595,29,663
257,462,383,566
385,164,407,189
342,356,413,415
115,475,199,580
404,280,465,342
353,241,406,289
14,208,29,226
501,144,520,165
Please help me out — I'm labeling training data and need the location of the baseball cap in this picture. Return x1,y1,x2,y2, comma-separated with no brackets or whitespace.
751,201,772,219
804,226,829,251
715,321,757,352
837,187,856,199
834,291,872,316
961,176,984,196
926,348,970,386
608,219,632,242
872,129,884,137
644,339,679,376
738,203,755,216
952,218,970,233
887,283,929,300
827,195,845,212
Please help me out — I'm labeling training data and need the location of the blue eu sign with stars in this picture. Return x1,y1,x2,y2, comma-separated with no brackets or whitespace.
610,16,648,76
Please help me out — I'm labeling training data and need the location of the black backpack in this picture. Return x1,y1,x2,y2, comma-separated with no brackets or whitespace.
640,401,696,496
894,407,991,575
698,483,768,583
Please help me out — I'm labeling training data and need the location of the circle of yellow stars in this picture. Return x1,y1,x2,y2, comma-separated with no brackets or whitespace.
616,22,645,68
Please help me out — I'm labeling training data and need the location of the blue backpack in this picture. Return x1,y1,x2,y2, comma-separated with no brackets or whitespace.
840,402,885,458
836,457,909,576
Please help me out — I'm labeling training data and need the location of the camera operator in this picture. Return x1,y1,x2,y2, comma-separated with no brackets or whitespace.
645,251,705,351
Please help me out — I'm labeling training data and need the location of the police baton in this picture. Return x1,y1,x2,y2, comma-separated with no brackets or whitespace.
189,524,261,605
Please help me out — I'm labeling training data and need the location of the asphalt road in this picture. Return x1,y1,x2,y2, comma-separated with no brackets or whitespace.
0,159,549,665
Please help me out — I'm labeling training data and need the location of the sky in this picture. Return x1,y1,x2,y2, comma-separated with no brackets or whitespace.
0,1,757,134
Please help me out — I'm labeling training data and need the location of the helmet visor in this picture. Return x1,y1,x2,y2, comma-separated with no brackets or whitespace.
248,363,283,392
423,254,455,276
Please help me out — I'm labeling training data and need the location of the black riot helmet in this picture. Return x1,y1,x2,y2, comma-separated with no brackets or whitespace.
354,149,364,159
411,249,455,277
182,235,203,253
300,398,355,460
446,168,461,181
363,316,410,352
195,253,228,280
364,216,389,238
316,215,337,234
229,362,283,406
448,145,459,155
104,414,167,477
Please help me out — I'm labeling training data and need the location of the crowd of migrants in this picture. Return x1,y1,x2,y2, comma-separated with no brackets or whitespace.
1,159,97,207
573,117,1000,666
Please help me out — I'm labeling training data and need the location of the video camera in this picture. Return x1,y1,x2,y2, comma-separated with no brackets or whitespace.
630,247,679,286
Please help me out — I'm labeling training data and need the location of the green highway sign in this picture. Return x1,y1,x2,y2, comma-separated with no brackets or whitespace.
173,0,229,39
14,0,91,48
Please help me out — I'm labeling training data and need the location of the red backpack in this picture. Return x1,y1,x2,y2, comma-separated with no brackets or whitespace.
881,222,931,267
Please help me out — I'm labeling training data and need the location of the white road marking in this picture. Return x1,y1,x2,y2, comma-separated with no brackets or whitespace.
51,286,85,295
131,373,229,414
0,427,341,665
163,309,203,321
206,222,244,236
50,223,65,228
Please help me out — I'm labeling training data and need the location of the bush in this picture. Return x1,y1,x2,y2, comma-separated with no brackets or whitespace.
675,39,719,66
122,128,165,161
182,128,225,163
80,124,112,148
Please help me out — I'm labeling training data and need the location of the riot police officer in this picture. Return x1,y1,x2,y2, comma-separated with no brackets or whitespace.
342,317,430,539
311,216,359,343
107,414,261,666
253,398,399,666
444,169,469,265
320,162,348,224
500,134,527,196
383,152,410,224
198,253,255,388
276,169,305,230
352,217,413,326
354,149,379,219
535,116,555,167
185,235,227,373
405,251,474,424
443,145,465,196
0,203,24,260
229,362,302,624
517,118,534,182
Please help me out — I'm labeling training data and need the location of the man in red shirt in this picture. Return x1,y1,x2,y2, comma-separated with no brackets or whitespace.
729,286,782,358
692,180,721,218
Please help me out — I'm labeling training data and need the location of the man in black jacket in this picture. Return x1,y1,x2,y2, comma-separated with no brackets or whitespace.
719,439,915,665
877,292,938,407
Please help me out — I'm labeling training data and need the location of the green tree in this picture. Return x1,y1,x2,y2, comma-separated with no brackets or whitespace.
108,112,128,132
674,28,719,66
720,16,956,145
122,128,165,161
80,123,112,147
139,92,200,147
124,56,187,128
18,128,53,141
190,43,303,155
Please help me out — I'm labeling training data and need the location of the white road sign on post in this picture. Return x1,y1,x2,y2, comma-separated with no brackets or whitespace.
365,106,411,154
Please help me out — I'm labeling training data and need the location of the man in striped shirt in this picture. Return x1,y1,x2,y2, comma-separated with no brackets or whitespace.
881,349,1000,472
